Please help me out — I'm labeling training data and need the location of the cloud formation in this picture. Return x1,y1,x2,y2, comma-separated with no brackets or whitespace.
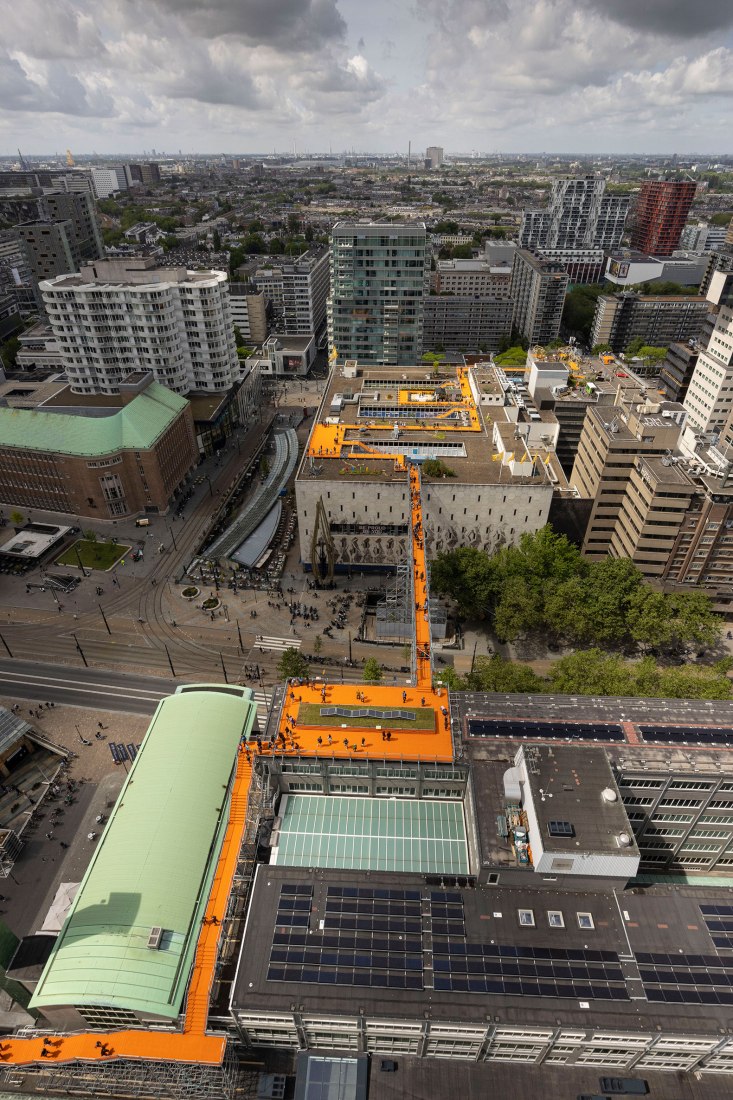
0,0,731,153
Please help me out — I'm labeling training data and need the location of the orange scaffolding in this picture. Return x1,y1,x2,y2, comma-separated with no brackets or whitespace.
409,463,433,690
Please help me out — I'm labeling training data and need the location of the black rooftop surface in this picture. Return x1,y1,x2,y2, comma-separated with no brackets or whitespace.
519,744,635,856
232,866,733,1035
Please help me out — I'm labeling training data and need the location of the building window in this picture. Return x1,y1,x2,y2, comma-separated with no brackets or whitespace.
577,912,594,930
548,910,565,928
518,908,535,927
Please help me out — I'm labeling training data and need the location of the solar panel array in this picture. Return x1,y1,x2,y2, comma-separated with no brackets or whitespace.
320,707,415,720
466,718,624,741
638,951,733,1005
638,725,733,746
266,883,628,1004
700,904,733,952
433,942,627,1000
267,885,424,990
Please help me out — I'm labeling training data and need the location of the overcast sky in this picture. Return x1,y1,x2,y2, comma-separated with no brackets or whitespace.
1,0,732,156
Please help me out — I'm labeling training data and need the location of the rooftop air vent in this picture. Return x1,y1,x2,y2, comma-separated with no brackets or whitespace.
601,787,618,803
147,926,163,950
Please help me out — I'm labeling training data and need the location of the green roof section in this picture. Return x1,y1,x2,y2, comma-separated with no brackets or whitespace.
0,382,188,457
30,684,257,1021
272,794,469,875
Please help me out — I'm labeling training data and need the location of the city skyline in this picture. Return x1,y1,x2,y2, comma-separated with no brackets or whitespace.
0,0,732,156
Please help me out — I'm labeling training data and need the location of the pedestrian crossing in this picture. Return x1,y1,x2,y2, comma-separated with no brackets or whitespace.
250,690,271,716
253,635,302,651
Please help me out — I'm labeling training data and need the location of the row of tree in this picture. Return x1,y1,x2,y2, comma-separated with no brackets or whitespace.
440,650,733,701
430,528,721,652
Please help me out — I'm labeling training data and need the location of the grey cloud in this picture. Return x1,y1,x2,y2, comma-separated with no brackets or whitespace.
579,0,733,37
164,62,262,109
147,0,346,50
5,2,105,60
0,53,113,116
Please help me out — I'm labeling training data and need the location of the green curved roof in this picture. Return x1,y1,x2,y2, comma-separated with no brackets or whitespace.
30,684,257,1020
0,382,187,457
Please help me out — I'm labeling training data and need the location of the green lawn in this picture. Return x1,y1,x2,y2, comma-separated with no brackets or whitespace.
56,539,131,571
298,703,435,730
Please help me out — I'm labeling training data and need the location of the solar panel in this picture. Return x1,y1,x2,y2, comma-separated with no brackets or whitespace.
639,725,733,746
319,707,416,720
548,820,575,838
466,718,624,742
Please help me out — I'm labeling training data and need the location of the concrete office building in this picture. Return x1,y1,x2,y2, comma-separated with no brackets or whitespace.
425,146,444,169
254,246,329,337
0,231,38,314
16,220,81,282
0,373,198,519
0,290,21,342
631,180,696,256
90,167,130,200
536,247,605,285
604,250,710,289
423,295,513,353
432,258,512,298
519,177,629,251
570,398,687,559
589,292,709,357
40,190,103,261
680,222,729,252
128,162,162,185
41,257,241,395
13,321,65,372
246,334,316,378
328,222,428,365
295,362,565,572
683,271,733,435
509,250,569,346
659,342,701,404
229,283,268,346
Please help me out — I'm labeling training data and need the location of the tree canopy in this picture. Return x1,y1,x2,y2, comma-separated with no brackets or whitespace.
277,648,309,681
430,527,720,652
440,651,733,701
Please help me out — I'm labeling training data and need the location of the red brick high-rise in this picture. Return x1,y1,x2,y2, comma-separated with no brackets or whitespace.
630,180,696,256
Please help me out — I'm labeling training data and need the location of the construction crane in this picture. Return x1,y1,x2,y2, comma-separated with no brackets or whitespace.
66,149,75,167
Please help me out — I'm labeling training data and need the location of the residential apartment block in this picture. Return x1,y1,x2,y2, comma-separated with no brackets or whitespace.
328,222,428,365
253,246,329,337
590,292,708,357
423,294,513,353
229,282,268,346
630,180,696,256
509,249,569,346
432,258,512,298
41,258,241,395
519,176,629,251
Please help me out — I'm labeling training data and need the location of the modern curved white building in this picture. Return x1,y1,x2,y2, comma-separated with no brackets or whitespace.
41,258,241,395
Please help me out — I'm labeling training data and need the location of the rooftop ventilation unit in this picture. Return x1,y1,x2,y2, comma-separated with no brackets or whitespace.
147,926,163,950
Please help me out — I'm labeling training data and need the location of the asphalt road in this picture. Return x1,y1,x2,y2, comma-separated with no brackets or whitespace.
0,658,176,714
